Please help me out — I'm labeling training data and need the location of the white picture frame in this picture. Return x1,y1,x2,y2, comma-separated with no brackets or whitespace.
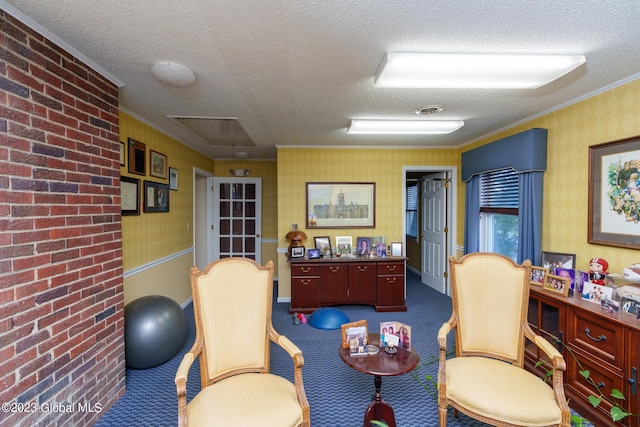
335,236,353,256
390,242,402,257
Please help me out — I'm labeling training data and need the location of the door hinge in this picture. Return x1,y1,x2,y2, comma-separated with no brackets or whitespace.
443,271,448,279
444,226,448,233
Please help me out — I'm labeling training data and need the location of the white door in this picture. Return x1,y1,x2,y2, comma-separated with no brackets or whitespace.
212,177,262,261
421,172,448,293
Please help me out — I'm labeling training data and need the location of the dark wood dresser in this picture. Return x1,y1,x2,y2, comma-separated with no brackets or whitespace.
527,285,640,426
289,256,407,313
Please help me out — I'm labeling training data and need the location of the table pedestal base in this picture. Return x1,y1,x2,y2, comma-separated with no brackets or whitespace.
363,375,396,427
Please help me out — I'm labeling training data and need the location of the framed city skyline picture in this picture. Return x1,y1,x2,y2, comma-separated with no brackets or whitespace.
306,182,375,228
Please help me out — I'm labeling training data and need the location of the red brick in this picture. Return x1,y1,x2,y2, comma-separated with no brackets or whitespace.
0,270,35,288
15,279,48,299
1,12,124,424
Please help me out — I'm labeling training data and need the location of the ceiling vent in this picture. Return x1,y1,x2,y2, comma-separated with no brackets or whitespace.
167,116,255,147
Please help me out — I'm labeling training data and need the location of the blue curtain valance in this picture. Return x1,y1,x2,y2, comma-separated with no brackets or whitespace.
461,128,548,182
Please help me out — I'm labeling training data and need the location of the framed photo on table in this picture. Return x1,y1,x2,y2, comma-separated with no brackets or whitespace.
530,266,548,286
589,135,640,249
290,246,305,258
541,251,575,270
390,242,403,257
542,273,570,297
314,236,332,257
335,236,353,256
306,182,375,228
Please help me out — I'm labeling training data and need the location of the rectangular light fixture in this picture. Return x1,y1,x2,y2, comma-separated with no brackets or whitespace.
374,52,586,89
347,119,464,134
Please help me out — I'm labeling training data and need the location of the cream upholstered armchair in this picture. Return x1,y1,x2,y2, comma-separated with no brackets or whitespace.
438,253,570,427
175,258,310,427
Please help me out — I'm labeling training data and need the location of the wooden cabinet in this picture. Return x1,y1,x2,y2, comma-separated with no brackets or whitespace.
527,286,640,426
320,263,349,303
289,257,407,313
290,263,320,311
377,261,406,311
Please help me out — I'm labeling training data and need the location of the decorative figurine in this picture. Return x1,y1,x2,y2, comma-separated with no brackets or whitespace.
589,257,609,285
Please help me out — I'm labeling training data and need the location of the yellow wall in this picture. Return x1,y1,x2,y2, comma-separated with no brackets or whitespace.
119,78,640,305
276,147,458,298
213,160,279,270
119,111,215,305
457,78,640,274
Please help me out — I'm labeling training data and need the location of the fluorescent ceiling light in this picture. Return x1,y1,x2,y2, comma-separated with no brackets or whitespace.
347,119,464,134
375,53,586,89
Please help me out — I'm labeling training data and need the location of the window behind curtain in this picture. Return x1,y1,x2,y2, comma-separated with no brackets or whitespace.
406,183,418,239
480,168,518,260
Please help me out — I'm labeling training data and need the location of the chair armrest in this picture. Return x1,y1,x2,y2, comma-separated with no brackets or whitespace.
277,335,305,368
524,327,571,417
175,352,195,386
534,335,566,372
175,341,202,427
274,333,310,423
437,322,451,349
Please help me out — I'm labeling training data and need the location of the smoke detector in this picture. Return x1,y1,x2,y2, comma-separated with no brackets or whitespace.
416,105,444,115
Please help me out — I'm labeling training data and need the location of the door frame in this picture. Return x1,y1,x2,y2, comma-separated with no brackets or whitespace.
402,166,457,296
193,167,214,270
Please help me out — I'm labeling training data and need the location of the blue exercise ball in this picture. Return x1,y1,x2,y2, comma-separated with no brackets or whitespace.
125,295,187,369
307,307,350,330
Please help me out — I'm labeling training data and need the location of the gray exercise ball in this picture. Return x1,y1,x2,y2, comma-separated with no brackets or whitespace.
124,295,187,369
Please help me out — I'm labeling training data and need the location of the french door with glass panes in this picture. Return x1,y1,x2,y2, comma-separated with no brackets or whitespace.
212,177,262,261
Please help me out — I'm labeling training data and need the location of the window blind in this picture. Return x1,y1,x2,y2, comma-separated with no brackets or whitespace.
480,168,518,213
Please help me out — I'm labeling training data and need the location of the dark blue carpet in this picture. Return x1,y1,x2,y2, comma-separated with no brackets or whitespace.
96,270,588,426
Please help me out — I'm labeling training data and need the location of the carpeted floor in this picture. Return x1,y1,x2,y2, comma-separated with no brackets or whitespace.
96,270,589,426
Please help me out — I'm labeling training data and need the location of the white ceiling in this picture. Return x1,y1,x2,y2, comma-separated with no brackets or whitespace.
4,1,640,160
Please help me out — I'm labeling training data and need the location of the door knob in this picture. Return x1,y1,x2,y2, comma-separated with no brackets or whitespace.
255,233,261,237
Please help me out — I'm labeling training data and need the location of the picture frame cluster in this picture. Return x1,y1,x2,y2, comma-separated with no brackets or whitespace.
291,235,403,259
120,137,178,215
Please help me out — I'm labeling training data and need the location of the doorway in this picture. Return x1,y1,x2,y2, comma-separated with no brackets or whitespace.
403,166,456,296
212,177,262,261
193,168,214,270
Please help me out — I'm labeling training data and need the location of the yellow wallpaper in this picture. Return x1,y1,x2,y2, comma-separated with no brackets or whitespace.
119,111,215,270
277,147,457,250
458,78,640,274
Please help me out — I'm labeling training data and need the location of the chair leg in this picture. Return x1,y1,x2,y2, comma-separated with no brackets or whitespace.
453,408,458,418
438,406,447,427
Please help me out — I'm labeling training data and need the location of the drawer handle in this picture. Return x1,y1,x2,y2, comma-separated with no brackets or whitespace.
358,266,367,272
386,277,396,284
629,367,637,395
301,279,311,285
596,381,606,389
584,327,606,342
330,266,340,272
301,267,311,273
386,265,397,272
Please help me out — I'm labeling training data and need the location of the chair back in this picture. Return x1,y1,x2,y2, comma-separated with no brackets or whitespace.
449,253,531,366
190,258,274,385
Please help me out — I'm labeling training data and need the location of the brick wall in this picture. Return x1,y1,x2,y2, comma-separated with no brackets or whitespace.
0,10,125,426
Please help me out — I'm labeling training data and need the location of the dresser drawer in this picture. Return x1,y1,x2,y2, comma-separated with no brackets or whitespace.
378,261,403,276
567,307,624,369
291,264,320,277
565,350,626,422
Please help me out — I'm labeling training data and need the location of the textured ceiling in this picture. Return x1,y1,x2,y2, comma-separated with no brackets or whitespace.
3,1,640,160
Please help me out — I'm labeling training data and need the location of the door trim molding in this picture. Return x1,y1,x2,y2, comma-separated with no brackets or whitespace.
402,165,457,296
